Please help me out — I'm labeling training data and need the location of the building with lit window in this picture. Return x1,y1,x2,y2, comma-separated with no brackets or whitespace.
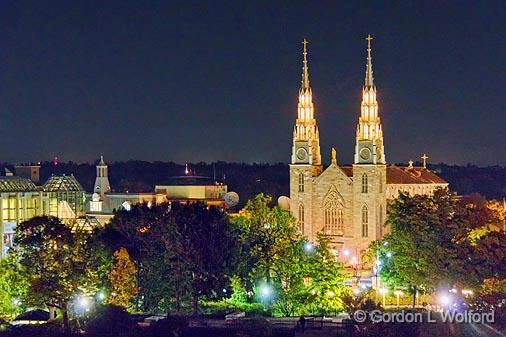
289,37,447,262
42,174,86,219
0,172,86,258
0,176,40,257
86,157,229,224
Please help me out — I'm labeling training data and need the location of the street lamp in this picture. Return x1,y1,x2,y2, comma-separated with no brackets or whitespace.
78,296,90,309
303,242,314,253
379,288,387,307
96,291,106,302
259,283,274,306
393,290,403,307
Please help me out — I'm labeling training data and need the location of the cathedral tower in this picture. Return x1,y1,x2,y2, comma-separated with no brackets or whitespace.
290,39,322,238
354,35,385,165
291,39,322,171
352,35,387,248
94,155,111,196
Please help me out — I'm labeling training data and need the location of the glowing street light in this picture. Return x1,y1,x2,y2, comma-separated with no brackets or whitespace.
96,292,106,301
386,252,393,258
259,283,274,305
353,288,360,296
303,242,314,253
77,296,90,312
439,294,452,307
343,249,351,257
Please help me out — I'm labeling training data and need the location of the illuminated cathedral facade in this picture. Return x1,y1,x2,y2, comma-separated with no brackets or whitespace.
289,36,447,259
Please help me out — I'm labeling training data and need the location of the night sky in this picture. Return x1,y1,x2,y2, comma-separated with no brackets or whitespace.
1,1,505,165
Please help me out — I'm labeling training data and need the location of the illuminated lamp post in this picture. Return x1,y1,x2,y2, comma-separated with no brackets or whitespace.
379,288,387,307
394,290,403,307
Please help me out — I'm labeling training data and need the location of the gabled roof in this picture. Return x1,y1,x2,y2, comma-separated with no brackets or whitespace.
386,166,447,184
0,176,37,192
337,165,447,185
43,175,84,192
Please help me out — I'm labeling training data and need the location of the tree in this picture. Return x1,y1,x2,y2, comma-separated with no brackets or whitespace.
304,234,346,315
377,189,504,306
108,247,138,311
0,253,28,319
101,202,240,314
163,202,240,314
98,203,172,313
232,194,303,283
14,216,99,333
232,194,347,316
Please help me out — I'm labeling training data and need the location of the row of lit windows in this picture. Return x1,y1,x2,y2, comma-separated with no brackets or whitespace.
1,197,37,222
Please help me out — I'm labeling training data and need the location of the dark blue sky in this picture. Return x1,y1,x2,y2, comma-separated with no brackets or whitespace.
1,1,504,165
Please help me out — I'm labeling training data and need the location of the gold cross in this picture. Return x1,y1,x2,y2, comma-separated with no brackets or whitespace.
421,154,428,168
408,160,413,168
302,38,308,52
366,34,373,47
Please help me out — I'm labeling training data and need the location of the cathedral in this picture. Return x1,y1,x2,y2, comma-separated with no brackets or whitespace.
289,36,447,259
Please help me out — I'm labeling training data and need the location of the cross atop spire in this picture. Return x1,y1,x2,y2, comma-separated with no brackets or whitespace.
301,38,310,89
365,34,374,87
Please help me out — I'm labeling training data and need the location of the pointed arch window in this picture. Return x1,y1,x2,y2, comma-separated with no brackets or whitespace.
298,204,304,233
362,173,368,193
298,173,304,193
323,185,344,236
362,205,369,237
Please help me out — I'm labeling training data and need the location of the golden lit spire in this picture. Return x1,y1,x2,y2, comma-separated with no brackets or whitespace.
301,38,310,89
354,34,385,164
291,38,321,168
365,34,374,87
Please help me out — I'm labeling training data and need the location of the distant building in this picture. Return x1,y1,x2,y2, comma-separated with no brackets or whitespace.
85,157,229,224
14,165,40,184
0,174,86,258
155,175,227,206
0,176,39,257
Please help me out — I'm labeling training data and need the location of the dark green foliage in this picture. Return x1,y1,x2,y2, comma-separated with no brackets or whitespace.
0,254,28,319
98,202,240,314
86,304,136,337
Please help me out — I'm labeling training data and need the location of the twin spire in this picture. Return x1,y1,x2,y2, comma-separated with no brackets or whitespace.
292,35,384,165
298,35,376,93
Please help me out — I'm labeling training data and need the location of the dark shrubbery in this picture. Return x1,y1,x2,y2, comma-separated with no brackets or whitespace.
149,316,189,337
0,322,72,337
86,305,137,337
